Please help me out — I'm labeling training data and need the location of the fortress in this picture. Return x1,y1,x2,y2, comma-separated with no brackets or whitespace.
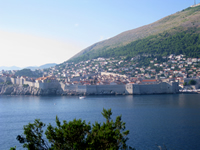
61,81,179,95
10,76,61,89
0,75,179,95
126,81,179,94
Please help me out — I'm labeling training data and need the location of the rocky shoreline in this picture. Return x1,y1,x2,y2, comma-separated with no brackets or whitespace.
0,84,121,96
0,84,65,96
0,84,183,96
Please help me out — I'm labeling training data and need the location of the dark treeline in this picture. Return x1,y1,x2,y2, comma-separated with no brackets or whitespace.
15,69,43,78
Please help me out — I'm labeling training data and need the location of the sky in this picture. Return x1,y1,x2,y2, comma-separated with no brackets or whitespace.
0,0,199,68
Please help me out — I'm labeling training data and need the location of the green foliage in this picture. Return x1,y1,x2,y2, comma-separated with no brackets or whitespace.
88,108,131,149
23,84,29,87
160,14,178,24
101,108,112,121
6,81,12,85
17,119,47,150
183,82,187,86
183,5,200,15
46,80,51,83
15,109,133,150
15,69,43,78
9,146,16,150
45,117,91,149
188,79,196,85
69,27,200,63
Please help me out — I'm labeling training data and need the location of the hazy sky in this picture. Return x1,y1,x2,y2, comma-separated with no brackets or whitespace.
0,0,198,67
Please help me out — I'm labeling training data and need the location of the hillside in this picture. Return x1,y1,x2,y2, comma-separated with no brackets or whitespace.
25,63,57,71
69,5,200,62
15,69,43,78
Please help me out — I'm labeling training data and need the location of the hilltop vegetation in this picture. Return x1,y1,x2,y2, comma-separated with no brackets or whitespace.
69,27,200,63
15,69,43,78
69,5,200,62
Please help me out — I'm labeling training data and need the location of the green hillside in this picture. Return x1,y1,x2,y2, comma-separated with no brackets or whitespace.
69,27,200,63
15,69,43,78
68,5,200,62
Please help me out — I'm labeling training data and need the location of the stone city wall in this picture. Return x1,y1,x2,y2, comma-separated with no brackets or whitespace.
63,85,78,92
11,78,24,85
95,85,126,94
77,85,87,93
126,82,179,95
0,76,11,83
63,85,126,95
9,77,179,95
24,80,35,87
11,78,34,87
62,84,126,94
34,81,61,89
10,77,61,90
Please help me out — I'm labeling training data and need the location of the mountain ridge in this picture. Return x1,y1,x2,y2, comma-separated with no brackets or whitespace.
0,63,57,71
25,63,57,70
0,66,22,71
69,5,200,62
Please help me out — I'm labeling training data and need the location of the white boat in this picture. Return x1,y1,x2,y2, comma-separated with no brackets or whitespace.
79,96,86,99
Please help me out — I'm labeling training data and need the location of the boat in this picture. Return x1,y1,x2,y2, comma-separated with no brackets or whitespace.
79,96,86,99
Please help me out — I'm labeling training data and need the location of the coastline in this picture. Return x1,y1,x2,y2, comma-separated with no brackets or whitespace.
0,84,195,96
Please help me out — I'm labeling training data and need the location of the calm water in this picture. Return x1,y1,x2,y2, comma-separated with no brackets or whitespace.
0,94,200,150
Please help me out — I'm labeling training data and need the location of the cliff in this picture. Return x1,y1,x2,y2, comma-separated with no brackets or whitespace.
0,84,64,96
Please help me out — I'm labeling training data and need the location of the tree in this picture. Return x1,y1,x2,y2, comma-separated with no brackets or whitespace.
183,82,187,86
16,119,48,150
45,117,91,150
188,79,196,85
14,108,134,150
87,108,131,149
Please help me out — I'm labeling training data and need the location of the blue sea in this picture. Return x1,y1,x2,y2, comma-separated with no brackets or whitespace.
0,94,200,150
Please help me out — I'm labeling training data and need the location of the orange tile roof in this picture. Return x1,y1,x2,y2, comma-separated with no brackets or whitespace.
128,82,135,84
142,79,157,82
36,76,55,81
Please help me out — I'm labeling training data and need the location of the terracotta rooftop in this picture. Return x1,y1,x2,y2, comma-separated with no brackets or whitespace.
36,76,55,81
142,79,157,82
